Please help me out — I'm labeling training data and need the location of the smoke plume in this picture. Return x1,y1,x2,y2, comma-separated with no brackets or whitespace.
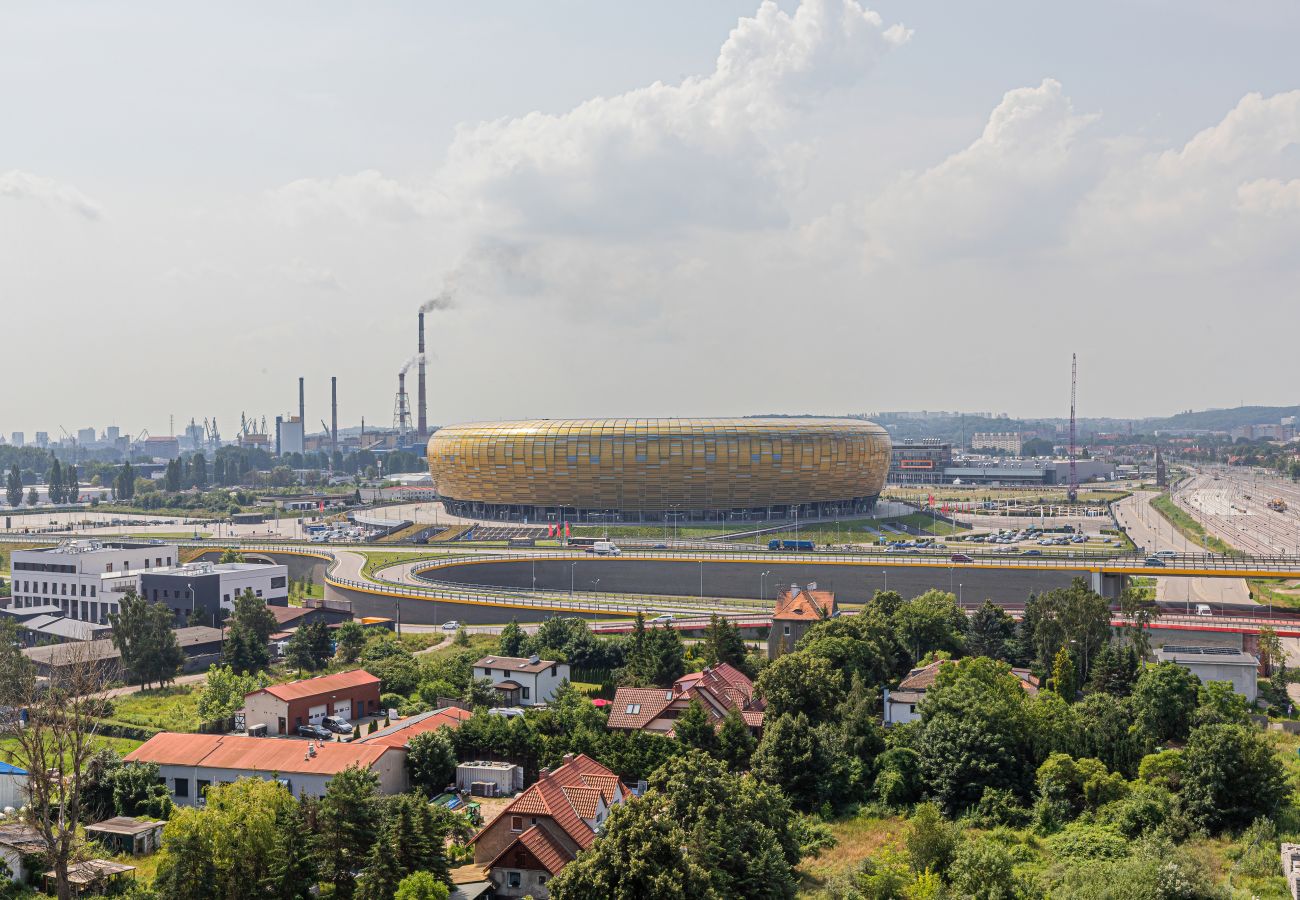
420,291,454,313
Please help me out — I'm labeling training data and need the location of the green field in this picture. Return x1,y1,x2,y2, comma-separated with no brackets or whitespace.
0,734,144,769
569,523,741,540
1150,494,1240,556
109,685,203,732
1249,578,1300,610
360,550,445,579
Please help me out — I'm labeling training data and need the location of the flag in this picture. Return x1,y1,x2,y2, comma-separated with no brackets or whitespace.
928,494,934,507
565,522,571,537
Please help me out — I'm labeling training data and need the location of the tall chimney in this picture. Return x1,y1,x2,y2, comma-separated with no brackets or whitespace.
330,376,338,456
417,311,428,440
298,377,305,425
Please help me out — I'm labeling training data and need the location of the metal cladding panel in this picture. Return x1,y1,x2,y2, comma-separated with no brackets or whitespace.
426,418,891,512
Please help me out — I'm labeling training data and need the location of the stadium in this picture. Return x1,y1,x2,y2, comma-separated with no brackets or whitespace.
426,418,891,523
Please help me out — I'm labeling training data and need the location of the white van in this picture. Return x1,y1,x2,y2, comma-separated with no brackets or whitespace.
1194,604,1212,617
591,540,621,556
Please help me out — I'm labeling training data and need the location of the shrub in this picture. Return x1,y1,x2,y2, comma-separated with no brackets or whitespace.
906,803,962,875
1046,823,1130,862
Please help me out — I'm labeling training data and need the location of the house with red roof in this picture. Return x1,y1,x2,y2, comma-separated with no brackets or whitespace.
606,662,765,737
768,582,837,659
883,659,1041,726
124,732,405,805
470,753,624,898
242,669,381,736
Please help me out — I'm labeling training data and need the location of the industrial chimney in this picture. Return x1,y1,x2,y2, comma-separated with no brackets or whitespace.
330,376,338,456
298,377,305,427
417,311,428,441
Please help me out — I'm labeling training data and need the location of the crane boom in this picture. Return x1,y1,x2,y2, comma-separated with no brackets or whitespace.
1068,353,1078,503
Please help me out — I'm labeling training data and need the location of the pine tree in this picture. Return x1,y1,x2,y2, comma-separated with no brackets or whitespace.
1051,645,1077,700
48,457,63,504
25,487,38,506
64,465,78,503
317,766,381,900
264,799,319,900
6,465,22,508
716,706,756,771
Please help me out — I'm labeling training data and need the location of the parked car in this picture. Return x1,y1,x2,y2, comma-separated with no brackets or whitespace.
297,724,331,740
442,620,461,631
1195,604,1213,617
321,716,354,735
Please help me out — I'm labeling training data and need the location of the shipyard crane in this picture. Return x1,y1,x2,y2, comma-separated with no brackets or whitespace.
1067,353,1078,503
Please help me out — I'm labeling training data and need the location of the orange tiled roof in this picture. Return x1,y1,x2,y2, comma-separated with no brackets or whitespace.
254,669,380,703
355,706,472,749
488,824,575,876
472,754,621,851
124,732,392,776
560,785,602,820
606,687,675,730
772,586,836,622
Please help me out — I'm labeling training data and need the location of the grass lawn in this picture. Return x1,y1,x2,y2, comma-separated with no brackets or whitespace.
888,513,969,537
797,813,905,895
0,734,144,769
422,633,498,657
397,632,446,652
1150,494,1240,555
123,531,212,540
360,550,444,580
109,685,203,732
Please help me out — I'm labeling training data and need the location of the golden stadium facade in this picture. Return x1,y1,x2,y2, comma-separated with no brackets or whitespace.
426,418,891,522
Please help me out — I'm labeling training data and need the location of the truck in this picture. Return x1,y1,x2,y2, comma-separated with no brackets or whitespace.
1268,498,1288,513
768,539,815,551
590,540,621,556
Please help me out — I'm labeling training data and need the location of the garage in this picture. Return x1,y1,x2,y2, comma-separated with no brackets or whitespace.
308,704,327,724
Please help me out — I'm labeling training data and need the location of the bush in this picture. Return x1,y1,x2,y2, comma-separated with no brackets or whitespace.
1046,823,1130,862
949,837,1023,899
906,803,961,875
967,787,1030,829
1094,784,1175,839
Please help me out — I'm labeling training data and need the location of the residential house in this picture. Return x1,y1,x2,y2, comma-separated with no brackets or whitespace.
242,669,382,736
607,662,765,736
0,823,47,884
470,753,625,898
883,659,1040,726
768,583,837,659
472,655,569,706
0,761,28,810
124,732,406,805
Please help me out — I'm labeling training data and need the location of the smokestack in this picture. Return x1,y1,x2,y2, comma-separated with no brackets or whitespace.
298,377,305,426
330,376,338,456
275,415,283,456
417,311,427,440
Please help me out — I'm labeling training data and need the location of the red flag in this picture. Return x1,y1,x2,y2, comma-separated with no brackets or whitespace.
928,494,934,507
565,522,571,537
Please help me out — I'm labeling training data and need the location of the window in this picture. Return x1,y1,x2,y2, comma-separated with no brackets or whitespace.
255,590,263,598
510,816,523,832
783,625,791,636
522,686,530,700
89,585,95,597
156,558,163,567
506,872,522,889
550,665,557,677
80,584,86,597
625,703,641,715
270,576,286,589
197,779,211,796
173,778,189,798
538,875,548,886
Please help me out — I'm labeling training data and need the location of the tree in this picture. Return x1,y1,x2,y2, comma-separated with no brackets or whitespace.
550,752,804,900
948,838,1021,899
197,665,269,724
225,588,277,673
1131,662,1200,745
1118,585,1160,659
335,620,367,664
4,641,112,900
1074,693,1147,779
109,589,184,689
752,711,834,811
192,453,208,488
285,620,332,672
108,760,173,819
154,777,297,900
406,729,457,795
1051,645,1077,699
26,486,38,506
890,589,967,663
700,614,749,670
673,699,719,756
48,457,64,504
1181,723,1288,831
317,765,381,900
219,548,246,564
497,618,525,657
965,600,1016,661
1020,579,1112,680
1084,643,1139,697
0,617,34,707
5,465,21,508
64,465,78,503
915,657,1033,814
756,650,845,721
1193,680,1252,728
622,623,686,687
1257,626,1284,677
905,802,960,875
716,706,756,771
394,873,449,900
263,796,318,900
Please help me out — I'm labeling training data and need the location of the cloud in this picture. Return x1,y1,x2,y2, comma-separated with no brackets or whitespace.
0,169,103,220
280,258,343,291
270,169,442,224
436,0,909,238
855,79,1098,265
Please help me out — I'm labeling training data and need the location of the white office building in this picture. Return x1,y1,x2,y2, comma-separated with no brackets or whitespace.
8,541,179,625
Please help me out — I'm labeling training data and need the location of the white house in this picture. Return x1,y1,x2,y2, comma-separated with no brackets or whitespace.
472,655,569,706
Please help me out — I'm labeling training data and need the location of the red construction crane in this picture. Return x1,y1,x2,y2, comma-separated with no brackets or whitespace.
1068,353,1078,503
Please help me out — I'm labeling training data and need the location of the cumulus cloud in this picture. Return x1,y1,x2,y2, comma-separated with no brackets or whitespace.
0,169,103,220
436,0,909,238
856,79,1098,265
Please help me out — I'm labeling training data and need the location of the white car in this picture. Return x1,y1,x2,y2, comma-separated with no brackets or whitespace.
442,620,461,631
649,614,674,624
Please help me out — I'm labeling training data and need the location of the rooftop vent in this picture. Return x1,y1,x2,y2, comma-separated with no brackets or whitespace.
528,654,540,665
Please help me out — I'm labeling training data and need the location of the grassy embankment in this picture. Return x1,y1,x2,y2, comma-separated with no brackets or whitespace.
1248,578,1300,611
1149,494,1241,556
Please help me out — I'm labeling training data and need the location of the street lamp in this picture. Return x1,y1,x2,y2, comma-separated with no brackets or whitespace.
570,562,578,599
760,570,771,602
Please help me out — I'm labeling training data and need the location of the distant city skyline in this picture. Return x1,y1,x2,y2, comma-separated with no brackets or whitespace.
3,0,1299,432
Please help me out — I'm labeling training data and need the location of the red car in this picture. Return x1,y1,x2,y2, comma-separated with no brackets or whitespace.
950,553,973,563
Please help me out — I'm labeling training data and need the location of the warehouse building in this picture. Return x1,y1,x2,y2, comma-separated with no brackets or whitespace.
138,561,288,626
242,669,381,736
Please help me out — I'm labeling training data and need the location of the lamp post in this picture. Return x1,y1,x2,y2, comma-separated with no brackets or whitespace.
570,562,578,599
760,570,771,603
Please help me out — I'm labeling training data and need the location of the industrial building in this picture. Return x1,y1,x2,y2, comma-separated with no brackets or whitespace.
241,669,382,736
888,440,954,485
138,561,288,626
8,541,179,624
428,418,892,522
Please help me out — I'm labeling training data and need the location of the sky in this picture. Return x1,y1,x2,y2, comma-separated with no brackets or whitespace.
3,0,1299,439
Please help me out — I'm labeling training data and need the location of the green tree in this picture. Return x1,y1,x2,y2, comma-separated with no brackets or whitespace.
5,465,22,508
154,778,297,900
406,729,458,795
191,453,208,488
1074,693,1147,778
1193,680,1252,728
890,589,967,663
316,765,381,900
64,464,78,503
48,456,64,504
1117,585,1160,659
225,588,277,673
109,590,185,689
673,698,719,756
752,711,832,811
622,623,686,687
219,548,246,564
915,657,1033,814
26,486,38,506
108,760,174,819
755,650,845,721
263,796,318,900
905,802,961,875
497,618,525,657
1131,662,1200,745
1257,626,1284,677
948,837,1021,899
700,614,749,670
716,706,757,771
1020,578,1112,680
197,665,269,724
1051,645,1077,699
0,617,34,706
334,621,367,664
965,600,1016,660
394,872,449,900
285,620,332,672
1181,723,1288,831
1084,643,1139,697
